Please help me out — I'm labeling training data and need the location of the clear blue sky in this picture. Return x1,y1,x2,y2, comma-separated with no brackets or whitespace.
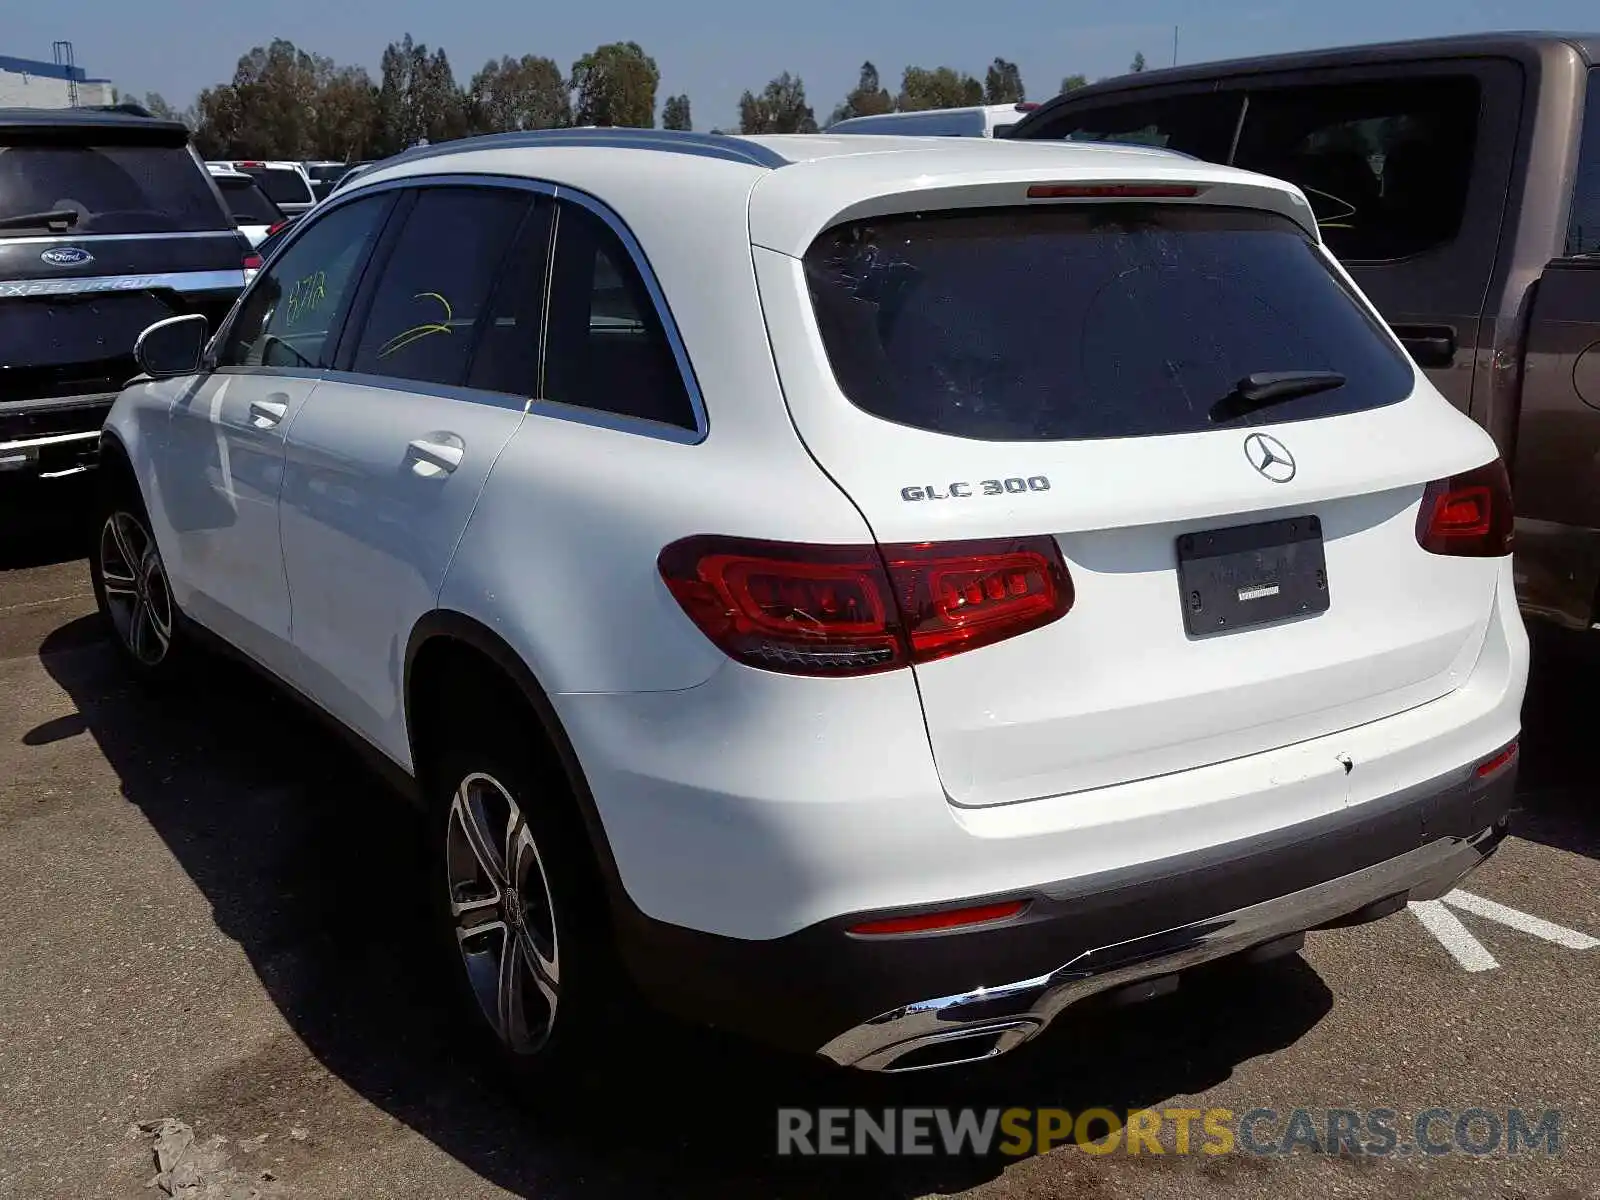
2,0,1593,130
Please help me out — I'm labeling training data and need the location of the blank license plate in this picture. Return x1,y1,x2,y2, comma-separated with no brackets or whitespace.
1176,516,1330,636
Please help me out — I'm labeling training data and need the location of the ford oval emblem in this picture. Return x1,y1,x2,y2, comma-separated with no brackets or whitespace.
41,246,93,267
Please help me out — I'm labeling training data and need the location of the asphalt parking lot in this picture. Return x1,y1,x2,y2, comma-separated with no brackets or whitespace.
1,479,1597,1200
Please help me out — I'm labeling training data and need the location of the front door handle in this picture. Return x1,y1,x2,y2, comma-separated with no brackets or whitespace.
1391,323,1457,369
248,398,289,428
407,435,465,476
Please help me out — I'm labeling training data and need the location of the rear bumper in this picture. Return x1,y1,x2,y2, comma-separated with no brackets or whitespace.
617,760,1516,1069
0,393,116,477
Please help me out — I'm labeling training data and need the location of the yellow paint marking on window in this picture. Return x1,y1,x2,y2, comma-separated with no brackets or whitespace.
378,292,453,358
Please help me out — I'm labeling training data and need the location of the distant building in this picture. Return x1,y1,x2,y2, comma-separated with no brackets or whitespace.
0,54,116,109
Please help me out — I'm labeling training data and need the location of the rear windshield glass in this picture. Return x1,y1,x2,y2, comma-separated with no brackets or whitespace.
0,142,230,234
803,204,1416,441
240,166,313,205
216,176,283,224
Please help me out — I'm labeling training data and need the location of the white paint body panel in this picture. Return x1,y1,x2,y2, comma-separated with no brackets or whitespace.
106,134,1530,944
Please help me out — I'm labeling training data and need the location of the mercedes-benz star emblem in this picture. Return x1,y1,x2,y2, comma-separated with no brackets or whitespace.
1243,432,1296,483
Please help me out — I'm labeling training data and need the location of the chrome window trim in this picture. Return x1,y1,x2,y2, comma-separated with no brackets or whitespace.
0,230,242,246
0,269,245,298
210,171,710,445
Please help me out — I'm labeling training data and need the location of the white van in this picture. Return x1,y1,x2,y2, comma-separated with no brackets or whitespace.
826,101,1040,138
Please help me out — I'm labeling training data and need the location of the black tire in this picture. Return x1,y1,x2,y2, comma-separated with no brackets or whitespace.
88,465,190,683
426,707,619,1090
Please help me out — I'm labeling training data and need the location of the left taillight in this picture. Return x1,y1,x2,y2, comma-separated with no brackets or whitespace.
1415,457,1514,557
657,534,1073,676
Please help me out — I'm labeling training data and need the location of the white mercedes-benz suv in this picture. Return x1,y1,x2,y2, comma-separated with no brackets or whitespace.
95,129,1527,1077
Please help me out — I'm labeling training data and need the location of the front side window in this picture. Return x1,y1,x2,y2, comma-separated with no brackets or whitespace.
219,194,390,370
347,186,537,389
1565,68,1600,257
1232,76,1481,261
803,204,1416,442
543,200,697,430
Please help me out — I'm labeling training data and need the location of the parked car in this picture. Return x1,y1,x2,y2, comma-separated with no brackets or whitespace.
95,128,1526,1079
221,160,316,217
827,101,1040,137
1010,31,1600,634
204,162,284,250
302,160,352,203
0,106,249,479
327,161,376,197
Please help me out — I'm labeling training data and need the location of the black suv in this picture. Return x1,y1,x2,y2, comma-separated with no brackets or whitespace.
0,105,248,478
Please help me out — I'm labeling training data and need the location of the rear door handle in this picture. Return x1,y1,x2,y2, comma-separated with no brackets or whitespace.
1390,324,1457,369
406,435,465,475
248,398,289,427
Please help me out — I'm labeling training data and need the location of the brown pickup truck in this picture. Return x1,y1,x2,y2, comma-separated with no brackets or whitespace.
1010,32,1600,632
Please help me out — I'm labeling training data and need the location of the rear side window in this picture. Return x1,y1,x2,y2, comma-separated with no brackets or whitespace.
803,204,1416,442
0,141,229,234
215,176,283,225
1232,76,1480,262
348,186,536,389
544,200,697,430
1032,94,1242,161
1565,68,1600,257
241,166,314,206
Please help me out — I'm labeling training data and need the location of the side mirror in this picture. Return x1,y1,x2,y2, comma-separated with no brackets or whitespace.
134,314,209,379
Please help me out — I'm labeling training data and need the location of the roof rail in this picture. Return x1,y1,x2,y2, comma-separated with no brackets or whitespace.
377,127,790,172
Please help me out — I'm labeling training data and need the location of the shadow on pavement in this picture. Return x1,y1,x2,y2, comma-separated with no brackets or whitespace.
1512,625,1600,862
34,614,1333,1198
0,477,94,571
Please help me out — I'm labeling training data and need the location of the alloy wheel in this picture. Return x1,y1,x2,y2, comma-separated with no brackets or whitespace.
98,511,175,668
446,771,562,1055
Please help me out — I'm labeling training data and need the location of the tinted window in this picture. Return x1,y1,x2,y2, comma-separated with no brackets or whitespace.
1233,77,1480,262
1566,68,1600,257
220,195,389,370
803,205,1415,442
467,200,554,397
0,142,230,234
215,176,283,225
241,166,314,205
1027,94,1241,161
349,187,535,388
544,201,696,430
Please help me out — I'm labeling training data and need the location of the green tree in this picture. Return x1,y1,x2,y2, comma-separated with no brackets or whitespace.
1130,51,1147,73
984,57,1025,104
739,72,818,134
1059,73,1089,93
313,64,380,160
466,54,570,133
376,34,467,154
828,60,893,125
662,93,692,131
896,66,984,112
570,41,659,127
140,92,183,122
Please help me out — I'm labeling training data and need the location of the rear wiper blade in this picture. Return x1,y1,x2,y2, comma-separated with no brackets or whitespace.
1209,370,1346,423
0,208,79,232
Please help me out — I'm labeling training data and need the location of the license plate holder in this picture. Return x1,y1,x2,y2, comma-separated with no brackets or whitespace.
1176,516,1329,636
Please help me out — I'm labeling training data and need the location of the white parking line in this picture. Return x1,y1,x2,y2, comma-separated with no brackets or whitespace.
1408,889,1599,972
1410,899,1499,971
1441,890,1600,950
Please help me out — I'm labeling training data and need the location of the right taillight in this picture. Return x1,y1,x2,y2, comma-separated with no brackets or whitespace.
657,534,1073,676
1415,458,1514,557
